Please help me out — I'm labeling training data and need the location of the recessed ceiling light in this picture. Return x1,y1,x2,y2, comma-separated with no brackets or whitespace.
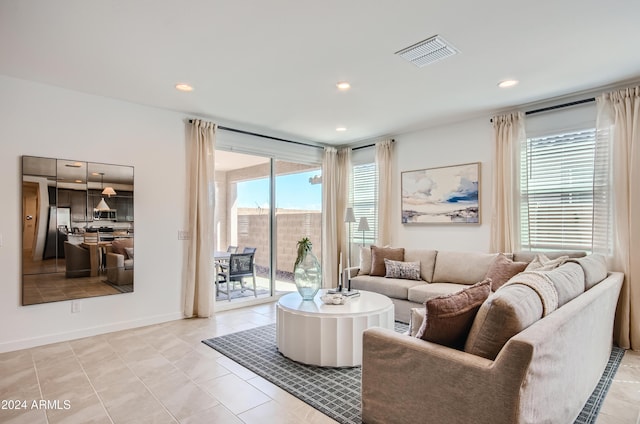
336,82,351,90
175,83,194,92
336,127,347,132
498,79,519,88
75,180,82,183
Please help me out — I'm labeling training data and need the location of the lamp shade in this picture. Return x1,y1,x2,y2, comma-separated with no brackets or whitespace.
95,198,111,211
357,217,370,231
102,187,117,197
344,207,356,223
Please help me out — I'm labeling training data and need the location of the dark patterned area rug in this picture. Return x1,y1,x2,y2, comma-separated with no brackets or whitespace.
203,324,624,424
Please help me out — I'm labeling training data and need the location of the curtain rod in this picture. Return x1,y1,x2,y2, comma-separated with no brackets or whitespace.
188,120,324,149
490,97,596,122
352,139,396,151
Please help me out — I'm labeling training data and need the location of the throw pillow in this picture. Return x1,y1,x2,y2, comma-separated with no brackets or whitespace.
525,253,569,271
358,246,372,275
125,247,134,259
416,279,491,349
484,253,528,291
370,246,404,276
384,259,421,281
111,238,134,256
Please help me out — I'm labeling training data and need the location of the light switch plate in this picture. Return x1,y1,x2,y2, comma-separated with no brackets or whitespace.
71,300,81,313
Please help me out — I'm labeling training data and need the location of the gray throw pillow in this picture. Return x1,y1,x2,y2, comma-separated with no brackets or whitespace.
384,259,421,281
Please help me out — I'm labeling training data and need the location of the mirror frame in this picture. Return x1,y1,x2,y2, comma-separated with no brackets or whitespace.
21,156,134,305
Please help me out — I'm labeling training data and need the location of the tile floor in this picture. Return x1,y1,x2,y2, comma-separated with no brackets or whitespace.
0,302,638,424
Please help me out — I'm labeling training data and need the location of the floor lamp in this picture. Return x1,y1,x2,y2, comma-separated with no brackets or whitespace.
357,217,370,246
344,207,356,268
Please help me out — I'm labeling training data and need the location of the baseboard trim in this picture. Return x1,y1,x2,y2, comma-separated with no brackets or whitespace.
0,311,184,353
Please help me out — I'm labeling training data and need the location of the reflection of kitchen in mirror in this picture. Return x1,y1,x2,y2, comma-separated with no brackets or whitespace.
22,156,134,306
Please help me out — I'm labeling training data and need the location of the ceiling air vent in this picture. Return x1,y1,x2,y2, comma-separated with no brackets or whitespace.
395,35,458,68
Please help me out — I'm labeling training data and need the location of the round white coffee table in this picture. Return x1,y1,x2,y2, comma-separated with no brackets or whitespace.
276,290,394,367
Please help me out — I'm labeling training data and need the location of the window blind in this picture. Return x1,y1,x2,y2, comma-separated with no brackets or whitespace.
520,128,596,252
351,163,378,245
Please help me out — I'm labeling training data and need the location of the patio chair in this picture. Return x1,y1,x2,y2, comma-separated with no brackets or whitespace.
242,247,257,254
226,245,238,253
216,253,257,301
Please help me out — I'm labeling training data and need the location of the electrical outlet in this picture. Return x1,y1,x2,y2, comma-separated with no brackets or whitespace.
71,300,81,313
178,230,191,240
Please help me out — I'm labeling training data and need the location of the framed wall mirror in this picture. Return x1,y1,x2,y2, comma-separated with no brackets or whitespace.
22,156,134,305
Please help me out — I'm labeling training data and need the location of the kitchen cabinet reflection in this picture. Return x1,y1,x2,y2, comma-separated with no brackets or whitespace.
22,156,134,305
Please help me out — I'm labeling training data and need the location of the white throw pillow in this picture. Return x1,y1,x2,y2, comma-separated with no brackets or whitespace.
358,246,372,275
525,253,568,271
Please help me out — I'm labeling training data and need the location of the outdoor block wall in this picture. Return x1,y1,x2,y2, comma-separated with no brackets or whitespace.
236,210,322,274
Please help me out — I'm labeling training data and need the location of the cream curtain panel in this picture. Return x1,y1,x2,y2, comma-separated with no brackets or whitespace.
375,139,393,246
489,112,525,253
322,147,351,288
596,86,640,350
184,119,216,318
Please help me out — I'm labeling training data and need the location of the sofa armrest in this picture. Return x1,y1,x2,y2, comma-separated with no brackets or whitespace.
346,266,360,278
106,252,125,268
362,327,532,424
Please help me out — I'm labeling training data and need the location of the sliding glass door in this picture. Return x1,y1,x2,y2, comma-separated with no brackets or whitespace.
214,151,272,303
214,151,322,304
274,160,322,296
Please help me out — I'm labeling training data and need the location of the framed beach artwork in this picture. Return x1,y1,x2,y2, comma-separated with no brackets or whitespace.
401,162,480,224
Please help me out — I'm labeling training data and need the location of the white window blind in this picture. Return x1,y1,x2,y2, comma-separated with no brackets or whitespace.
351,163,377,245
520,128,596,252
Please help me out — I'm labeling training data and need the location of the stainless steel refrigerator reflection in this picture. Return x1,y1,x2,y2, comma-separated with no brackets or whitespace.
42,206,71,260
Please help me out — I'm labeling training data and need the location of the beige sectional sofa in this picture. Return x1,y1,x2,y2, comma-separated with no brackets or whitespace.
349,248,581,323
357,249,623,424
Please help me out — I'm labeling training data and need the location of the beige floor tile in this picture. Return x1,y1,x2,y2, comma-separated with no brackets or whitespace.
198,373,270,415
215,356,257,380
0,349,34,374
238,400,303,424
173,351,231,382
0,408,48,424
82,358,140,391
45,393,110,424
247,375,306,411
0,366,40,399
148,375,220,420
179,404,243,424
126,352,177,384
97,379,166,424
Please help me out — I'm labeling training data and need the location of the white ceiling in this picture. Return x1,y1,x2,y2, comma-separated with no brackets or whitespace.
2,0,639,146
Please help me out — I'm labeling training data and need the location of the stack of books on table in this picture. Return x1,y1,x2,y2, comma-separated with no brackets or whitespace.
327,288,360,297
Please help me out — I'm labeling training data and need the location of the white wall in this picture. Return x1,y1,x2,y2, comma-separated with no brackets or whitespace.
0,75,188,352
391,116,494,252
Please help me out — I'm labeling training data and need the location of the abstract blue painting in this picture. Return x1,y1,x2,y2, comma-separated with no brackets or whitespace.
401,162,480,224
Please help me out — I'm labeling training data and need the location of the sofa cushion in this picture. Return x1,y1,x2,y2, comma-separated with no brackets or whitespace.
484,253,528,290
124,259,134,270
125,247,134,259
370,246,404,276
464,284,543,360
417,279,491,349
358,246,372,275
432,251,497,285
404,249,438,282
407,283,466,304
541,262,585,307
568,254,608,290
384,259,421,280
350,275,422,300
525,253,569,271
